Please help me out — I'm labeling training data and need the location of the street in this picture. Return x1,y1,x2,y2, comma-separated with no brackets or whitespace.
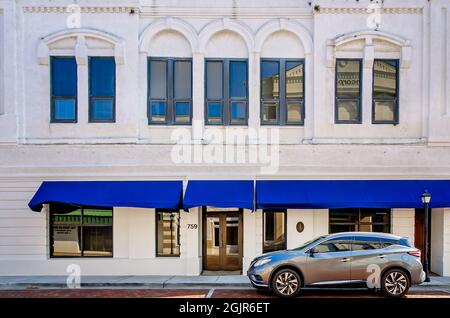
0,288,449,298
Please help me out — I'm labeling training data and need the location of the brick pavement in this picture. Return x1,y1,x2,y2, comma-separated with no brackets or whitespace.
0,288,449,298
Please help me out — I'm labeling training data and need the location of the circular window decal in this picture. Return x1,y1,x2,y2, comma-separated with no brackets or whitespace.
296,221,304,233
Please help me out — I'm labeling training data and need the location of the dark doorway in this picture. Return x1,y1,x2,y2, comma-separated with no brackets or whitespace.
415,208,432,266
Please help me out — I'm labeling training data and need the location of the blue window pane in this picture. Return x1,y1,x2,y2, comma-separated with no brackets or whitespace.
229,61,247,98
91,99,114,121
90,57,115,97
54,99,76,121
51,57,77,96
150,101,166,122
207,102,222,123
175,102,190,122
261,61,279,99
231,102,246,122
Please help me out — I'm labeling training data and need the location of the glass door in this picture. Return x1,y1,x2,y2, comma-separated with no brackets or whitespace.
203,210,242,271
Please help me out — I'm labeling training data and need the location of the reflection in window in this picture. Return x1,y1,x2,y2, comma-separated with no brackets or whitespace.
263,211,286,252
50,206,113,257
373,60,399,123
206,59,248,125
156,210,180,256
352,238,383,251
148,58,192,124
261,59,304,125
316,239,351,253
335,59,361,123
51,57,77,122
329,208,391,234
89,57,115,122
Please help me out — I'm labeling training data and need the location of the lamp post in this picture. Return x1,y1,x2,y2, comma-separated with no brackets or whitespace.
421,190,431,282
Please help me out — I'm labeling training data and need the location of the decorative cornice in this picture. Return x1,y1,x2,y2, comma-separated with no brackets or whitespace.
22,6,138,14
317,7,423,14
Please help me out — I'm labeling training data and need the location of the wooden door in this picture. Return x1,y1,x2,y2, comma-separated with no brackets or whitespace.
203,210,243,271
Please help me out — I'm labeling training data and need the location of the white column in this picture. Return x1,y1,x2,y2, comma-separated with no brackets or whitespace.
180,207,202,275
362,38,374,124
248,51,260,134
77,62,89,123
304,52,314,141
243,209,258,273
138,52,149,139
192,52,205,141
431,208,450,276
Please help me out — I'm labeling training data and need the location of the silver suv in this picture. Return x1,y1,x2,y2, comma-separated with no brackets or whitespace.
247,232,425,298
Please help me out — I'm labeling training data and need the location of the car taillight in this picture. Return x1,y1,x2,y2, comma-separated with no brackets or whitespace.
408,249,421,258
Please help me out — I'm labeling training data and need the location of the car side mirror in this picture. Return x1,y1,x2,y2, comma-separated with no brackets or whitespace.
308,247,318,256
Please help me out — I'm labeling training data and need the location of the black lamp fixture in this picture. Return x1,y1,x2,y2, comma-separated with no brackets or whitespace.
421,190,431,282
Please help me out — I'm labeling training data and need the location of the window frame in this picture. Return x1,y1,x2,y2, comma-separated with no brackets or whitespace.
311,236,353,254
88,56,116,123
262,209,287,253
50,56,78,123
260,58,305,126
335,58,363,124
372,59,400,125
205,58,249,126
49,205,113,258
329,208,392,234
147,57,193,125
155,209,181,257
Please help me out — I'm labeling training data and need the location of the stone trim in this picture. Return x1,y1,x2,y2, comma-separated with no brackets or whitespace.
23,6,138,14
317,8,423,15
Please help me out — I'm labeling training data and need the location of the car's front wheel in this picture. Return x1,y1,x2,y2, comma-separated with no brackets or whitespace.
381,269,410,298
271,268,301,298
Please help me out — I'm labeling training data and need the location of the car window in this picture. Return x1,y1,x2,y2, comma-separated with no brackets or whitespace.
379,237,402,247
315,238,351,253
352,236,383,251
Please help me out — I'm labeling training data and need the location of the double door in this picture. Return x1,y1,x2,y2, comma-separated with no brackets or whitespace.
203,211,243,271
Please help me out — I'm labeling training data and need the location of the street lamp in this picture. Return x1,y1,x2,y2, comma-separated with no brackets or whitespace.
421,190,431,282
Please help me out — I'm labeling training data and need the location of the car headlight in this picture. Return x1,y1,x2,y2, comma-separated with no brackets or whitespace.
253,258,271,267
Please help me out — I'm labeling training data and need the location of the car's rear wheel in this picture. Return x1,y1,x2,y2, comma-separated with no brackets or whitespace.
271,268,301,298
381,269,410,298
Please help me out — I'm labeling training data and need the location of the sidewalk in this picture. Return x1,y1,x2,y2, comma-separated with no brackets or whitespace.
1,275,450,292
0,275,252,289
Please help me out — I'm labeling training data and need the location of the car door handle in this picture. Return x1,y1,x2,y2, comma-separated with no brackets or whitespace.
341,258,351,262
378,254,386,259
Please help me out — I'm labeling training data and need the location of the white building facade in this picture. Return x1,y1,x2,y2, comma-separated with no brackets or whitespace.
1,0,450,277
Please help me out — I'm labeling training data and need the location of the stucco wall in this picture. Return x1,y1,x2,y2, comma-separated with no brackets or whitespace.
1,0,450,276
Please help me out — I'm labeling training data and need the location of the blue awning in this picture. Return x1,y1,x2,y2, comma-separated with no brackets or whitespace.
256,180,450,209
183,180,254,210
28,181,183,212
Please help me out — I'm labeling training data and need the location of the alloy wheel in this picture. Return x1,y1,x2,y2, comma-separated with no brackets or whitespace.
275,271,299,296
384,271,408,296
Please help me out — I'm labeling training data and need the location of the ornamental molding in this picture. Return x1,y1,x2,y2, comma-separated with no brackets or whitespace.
37,28,125,65
23,6,138,14
326,30,411,69
317,7,423,14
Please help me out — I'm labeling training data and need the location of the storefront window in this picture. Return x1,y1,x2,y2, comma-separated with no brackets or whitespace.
50,206,113,257
329,208,391,234
156,210,180,257
263,210,286,252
